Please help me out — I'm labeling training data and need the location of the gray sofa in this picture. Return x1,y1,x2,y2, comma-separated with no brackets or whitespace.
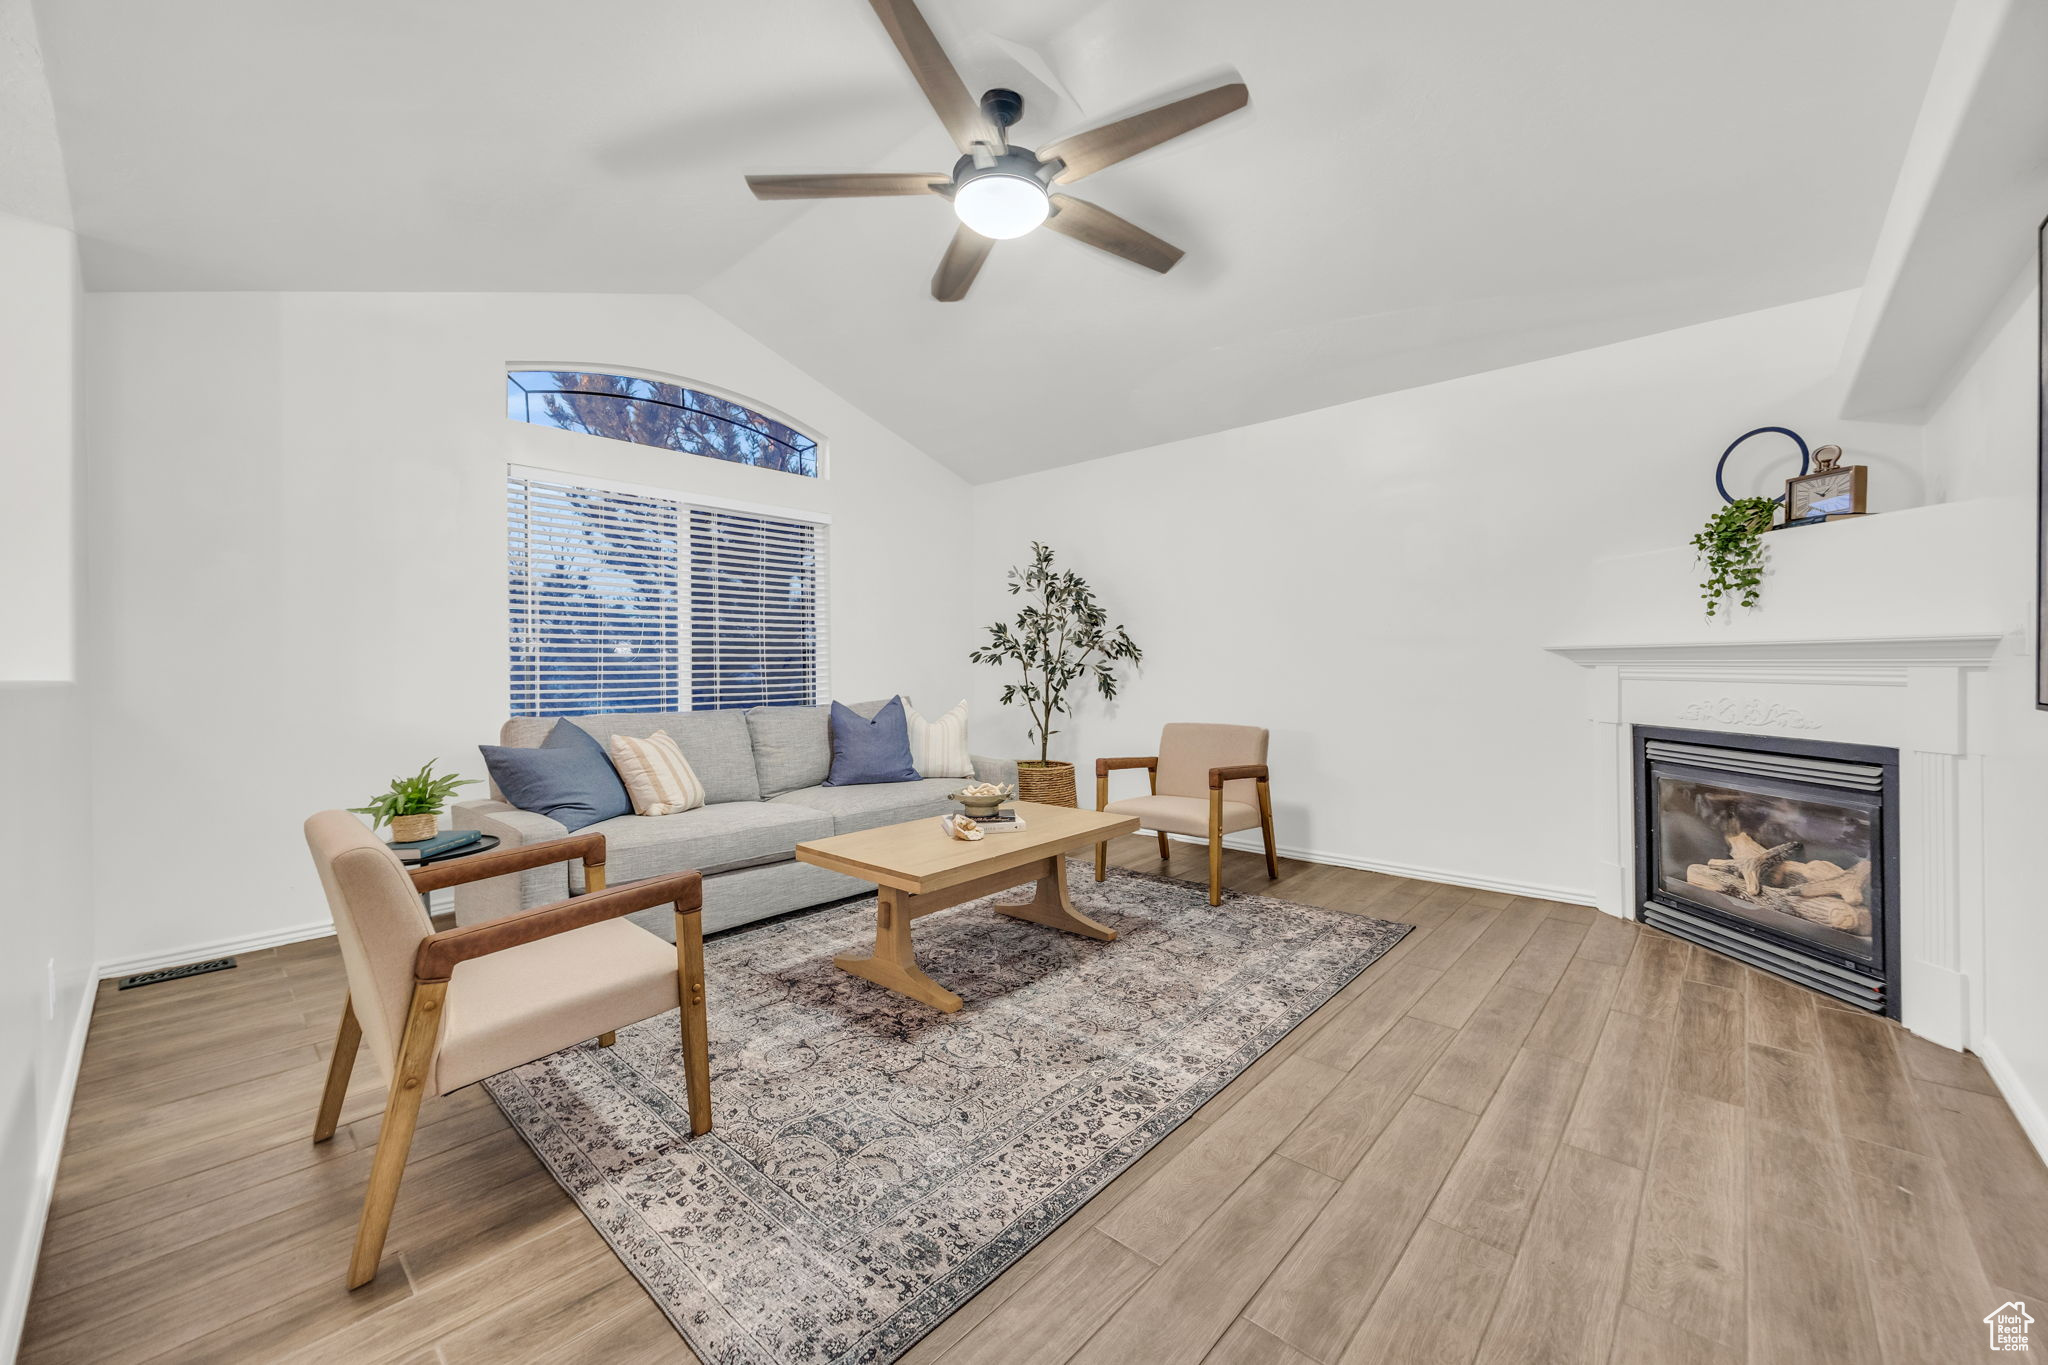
451,699,1016,936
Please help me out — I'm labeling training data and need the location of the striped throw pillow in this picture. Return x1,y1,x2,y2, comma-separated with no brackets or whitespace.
903,697,974,780
606,730,708,816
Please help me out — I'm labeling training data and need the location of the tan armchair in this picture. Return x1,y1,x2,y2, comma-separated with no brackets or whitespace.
303,810,710,1289
1093,723,1279,905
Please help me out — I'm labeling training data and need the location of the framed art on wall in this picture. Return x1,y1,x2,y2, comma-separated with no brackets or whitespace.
2038,213,2048,709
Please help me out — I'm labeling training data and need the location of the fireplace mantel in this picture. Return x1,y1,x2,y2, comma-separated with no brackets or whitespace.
1544,629,2002,1049
1547,633,2005,671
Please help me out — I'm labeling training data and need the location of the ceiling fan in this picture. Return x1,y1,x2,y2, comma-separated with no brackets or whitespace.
745,0,1249,301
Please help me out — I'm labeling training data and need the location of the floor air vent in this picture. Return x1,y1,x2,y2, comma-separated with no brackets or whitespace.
119,957,237,990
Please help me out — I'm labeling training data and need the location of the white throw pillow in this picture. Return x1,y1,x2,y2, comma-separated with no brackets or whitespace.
607,730,708,816
903,698,974,780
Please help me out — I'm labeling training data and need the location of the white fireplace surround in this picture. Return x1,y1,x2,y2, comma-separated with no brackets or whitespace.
1546,633,2003,1050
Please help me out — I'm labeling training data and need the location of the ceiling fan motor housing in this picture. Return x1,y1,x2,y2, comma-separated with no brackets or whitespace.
950,147,1058,190
979,87,1025,129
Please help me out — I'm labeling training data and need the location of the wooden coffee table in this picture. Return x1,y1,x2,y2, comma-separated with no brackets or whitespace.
794,801,1141,1012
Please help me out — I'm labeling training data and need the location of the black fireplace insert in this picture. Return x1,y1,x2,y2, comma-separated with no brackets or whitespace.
1634,725,1900,1016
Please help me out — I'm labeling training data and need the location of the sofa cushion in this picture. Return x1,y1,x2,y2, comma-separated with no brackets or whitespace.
825,697,920,786
504,709,761,805
904,697,974,779
478,718,631,832
567,801,833,893
772,777,968,835
745,698,893,799
745,704,830,798
608,730,708,816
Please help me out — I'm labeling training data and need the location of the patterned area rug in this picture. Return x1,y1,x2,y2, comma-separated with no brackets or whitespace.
484,860,1410,1365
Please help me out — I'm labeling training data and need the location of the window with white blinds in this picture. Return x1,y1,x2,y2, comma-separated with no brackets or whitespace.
508,471,829,716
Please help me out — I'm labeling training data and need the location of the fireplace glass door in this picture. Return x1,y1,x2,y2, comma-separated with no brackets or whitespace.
1650,762,1883,970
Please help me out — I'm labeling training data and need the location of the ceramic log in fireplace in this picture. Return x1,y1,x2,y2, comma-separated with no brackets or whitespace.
1634,725,1900,1016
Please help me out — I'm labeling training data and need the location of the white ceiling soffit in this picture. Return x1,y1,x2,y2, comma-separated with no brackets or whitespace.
37,0,1954,479
1838,0,2048,420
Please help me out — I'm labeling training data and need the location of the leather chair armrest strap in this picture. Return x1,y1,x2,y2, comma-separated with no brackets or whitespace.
413,870,702,981
1095,756,1160,777
407,831,607,894
1208,764,1270,788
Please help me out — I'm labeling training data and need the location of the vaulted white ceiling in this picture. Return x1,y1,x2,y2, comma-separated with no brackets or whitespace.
34,0,1952,479
1,0,70,227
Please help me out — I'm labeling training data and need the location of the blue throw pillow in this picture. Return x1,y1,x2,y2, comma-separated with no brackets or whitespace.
823,697,921,786
479,719,633,831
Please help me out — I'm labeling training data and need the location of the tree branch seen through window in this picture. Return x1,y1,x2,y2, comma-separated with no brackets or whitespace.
507,371,818,477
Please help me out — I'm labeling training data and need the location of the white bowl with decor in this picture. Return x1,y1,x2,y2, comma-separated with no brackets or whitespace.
948,781,1014,816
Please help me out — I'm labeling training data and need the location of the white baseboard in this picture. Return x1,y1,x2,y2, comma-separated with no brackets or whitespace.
1975,1034,2048,1165
94,916,336,981
1203,832,1599,907
1,979,96,1362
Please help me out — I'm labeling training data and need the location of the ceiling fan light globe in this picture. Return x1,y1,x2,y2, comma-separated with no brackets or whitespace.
952,174,1049,239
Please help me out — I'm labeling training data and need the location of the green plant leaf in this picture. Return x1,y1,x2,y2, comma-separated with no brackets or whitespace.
351,760,476,824
969,543,1142,764
1691,496,1776,616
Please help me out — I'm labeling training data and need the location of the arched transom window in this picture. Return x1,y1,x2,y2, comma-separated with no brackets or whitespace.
506,370,819,478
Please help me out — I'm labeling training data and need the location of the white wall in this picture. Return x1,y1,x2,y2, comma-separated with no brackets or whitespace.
0,686,94,1358
0,219,91,1356
81,291,977,970
968,291,1921,900
0,211,77,680
1917,271,2048,1149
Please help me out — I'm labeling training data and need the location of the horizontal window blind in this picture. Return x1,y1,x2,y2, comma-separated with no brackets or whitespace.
508,473,828,716
689,506,828,710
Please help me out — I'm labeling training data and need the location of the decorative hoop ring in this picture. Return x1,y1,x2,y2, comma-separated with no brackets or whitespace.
1716,426,1810,504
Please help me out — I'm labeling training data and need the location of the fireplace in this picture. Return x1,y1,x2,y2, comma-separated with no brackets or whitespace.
1634,725,1900,1016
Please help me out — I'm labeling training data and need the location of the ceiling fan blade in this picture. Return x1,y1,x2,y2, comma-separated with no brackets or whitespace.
747,173,947,200
868,0,1000,153
1044,195,1184,274
1041,83,1249,183
931,224,995,301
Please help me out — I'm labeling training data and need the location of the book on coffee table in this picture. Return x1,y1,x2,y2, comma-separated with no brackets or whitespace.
969,809,1027,831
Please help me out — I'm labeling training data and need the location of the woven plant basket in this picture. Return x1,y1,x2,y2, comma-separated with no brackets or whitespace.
1015,761,1078,808
388,813,438,844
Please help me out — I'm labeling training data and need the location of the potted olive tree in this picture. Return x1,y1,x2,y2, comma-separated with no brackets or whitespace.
350,762,478,844
970,542,1142,807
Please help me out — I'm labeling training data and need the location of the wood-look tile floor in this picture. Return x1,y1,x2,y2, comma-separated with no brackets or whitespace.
20,837,2048,1364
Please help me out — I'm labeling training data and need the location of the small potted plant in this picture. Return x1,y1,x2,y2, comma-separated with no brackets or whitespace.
970,542,1142,807
1692,496,1778,616
350,762,478,844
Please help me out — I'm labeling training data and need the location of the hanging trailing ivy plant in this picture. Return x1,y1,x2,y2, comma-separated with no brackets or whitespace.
1692,496,1777,616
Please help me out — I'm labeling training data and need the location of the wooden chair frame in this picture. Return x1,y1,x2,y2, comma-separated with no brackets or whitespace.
313,834,710,1289
1094,756,1279,905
